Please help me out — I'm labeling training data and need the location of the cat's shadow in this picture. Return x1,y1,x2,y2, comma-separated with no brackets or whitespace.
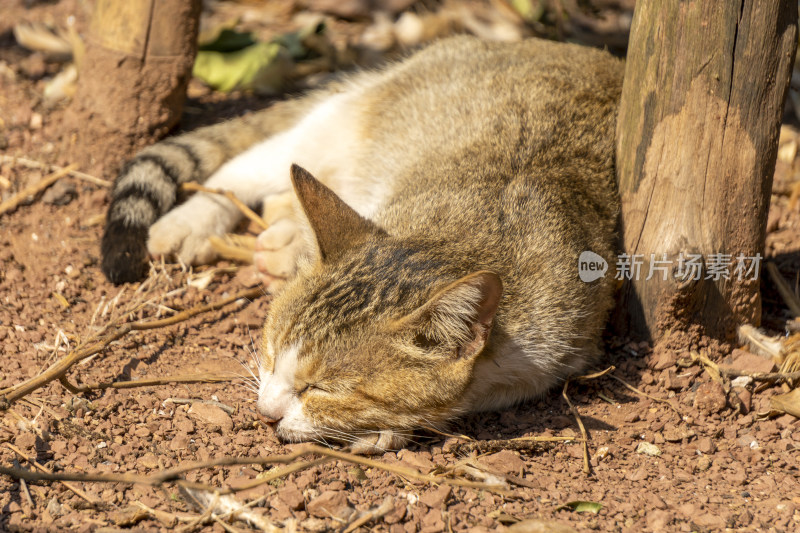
412,358,637,452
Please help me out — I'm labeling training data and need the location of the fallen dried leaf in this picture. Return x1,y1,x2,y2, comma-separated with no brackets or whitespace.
770,388,800,418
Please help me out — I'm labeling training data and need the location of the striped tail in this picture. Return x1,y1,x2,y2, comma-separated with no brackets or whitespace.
101,137,217,284
101,100,315,284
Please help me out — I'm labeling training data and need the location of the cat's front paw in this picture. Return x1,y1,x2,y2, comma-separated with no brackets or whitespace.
148,199,229,265
349,430,409,455
253,218,306,291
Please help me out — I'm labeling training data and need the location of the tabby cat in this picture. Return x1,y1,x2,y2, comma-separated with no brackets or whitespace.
102,36,622,452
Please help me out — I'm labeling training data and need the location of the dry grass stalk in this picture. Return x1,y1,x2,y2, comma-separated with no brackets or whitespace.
0,163,78,216
420,425,474,441
780,344,800,375
58,373,238,394
448,463,509,489
133,497,284,531
15,460,34,507
180,487,282,532
20,398,63,420
0,155,111,187
575,366,615,381
219,457,331,495
342,496,394,533
607,373,686,423
690,350,800,386
311,446,515,495
209,234,256,264
553,366,616,476
178,491,221,532
561,378,591,475
181,182,268,231
213,515,249,533
132,501,184,528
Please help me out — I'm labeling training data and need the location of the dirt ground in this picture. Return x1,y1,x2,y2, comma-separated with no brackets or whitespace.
1,1,799,532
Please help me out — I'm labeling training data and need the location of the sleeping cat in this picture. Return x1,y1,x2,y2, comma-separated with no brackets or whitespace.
102,35,622,452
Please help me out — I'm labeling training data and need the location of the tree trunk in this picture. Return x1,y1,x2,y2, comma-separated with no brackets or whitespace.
613,1,798,346
67,0,201,174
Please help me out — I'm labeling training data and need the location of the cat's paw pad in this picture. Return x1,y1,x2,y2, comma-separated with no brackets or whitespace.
148,211,217,266
349,430,408,455
253,218,305,281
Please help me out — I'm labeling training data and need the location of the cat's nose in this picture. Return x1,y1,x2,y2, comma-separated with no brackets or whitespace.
256,401,284,425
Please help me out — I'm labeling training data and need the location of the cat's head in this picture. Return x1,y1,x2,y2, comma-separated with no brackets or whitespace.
257,165,502,453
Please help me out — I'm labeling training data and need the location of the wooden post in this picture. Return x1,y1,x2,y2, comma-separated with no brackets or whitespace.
67,0,201,173
614,1,797,344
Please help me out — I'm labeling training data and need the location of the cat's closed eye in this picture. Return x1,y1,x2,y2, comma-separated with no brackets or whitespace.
295,382,327,396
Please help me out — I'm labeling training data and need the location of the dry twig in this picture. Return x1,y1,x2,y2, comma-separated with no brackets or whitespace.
607,373,687,423
0,444,514,497
180,487,281,532
0,163,78,216
5,443,97,503
181,182,268,231
0,155,111,187
132,501,183,527
575,366,615,381
561,379,591,475
209,235,257,264
14,460,34,507
343,496,394,533
689,350,800,385
554,366,616,476
0,286,263,409
58,374,237,394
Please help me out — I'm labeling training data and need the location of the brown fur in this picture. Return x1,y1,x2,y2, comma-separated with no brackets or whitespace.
257,36,623,451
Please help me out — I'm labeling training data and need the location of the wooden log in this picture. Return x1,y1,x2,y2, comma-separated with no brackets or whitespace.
614,1,798,343
67,0,201,174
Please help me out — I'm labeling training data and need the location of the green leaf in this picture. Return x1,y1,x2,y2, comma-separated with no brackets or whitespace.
193,41,291,93
192,22,329,94
556,501,603,514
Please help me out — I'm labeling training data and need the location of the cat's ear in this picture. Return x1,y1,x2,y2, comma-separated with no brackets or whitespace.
291,164,385,262
395,271,502,360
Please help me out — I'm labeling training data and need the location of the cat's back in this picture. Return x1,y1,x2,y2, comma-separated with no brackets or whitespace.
355,36,623,246
357,36,623,170
352,37,624,235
